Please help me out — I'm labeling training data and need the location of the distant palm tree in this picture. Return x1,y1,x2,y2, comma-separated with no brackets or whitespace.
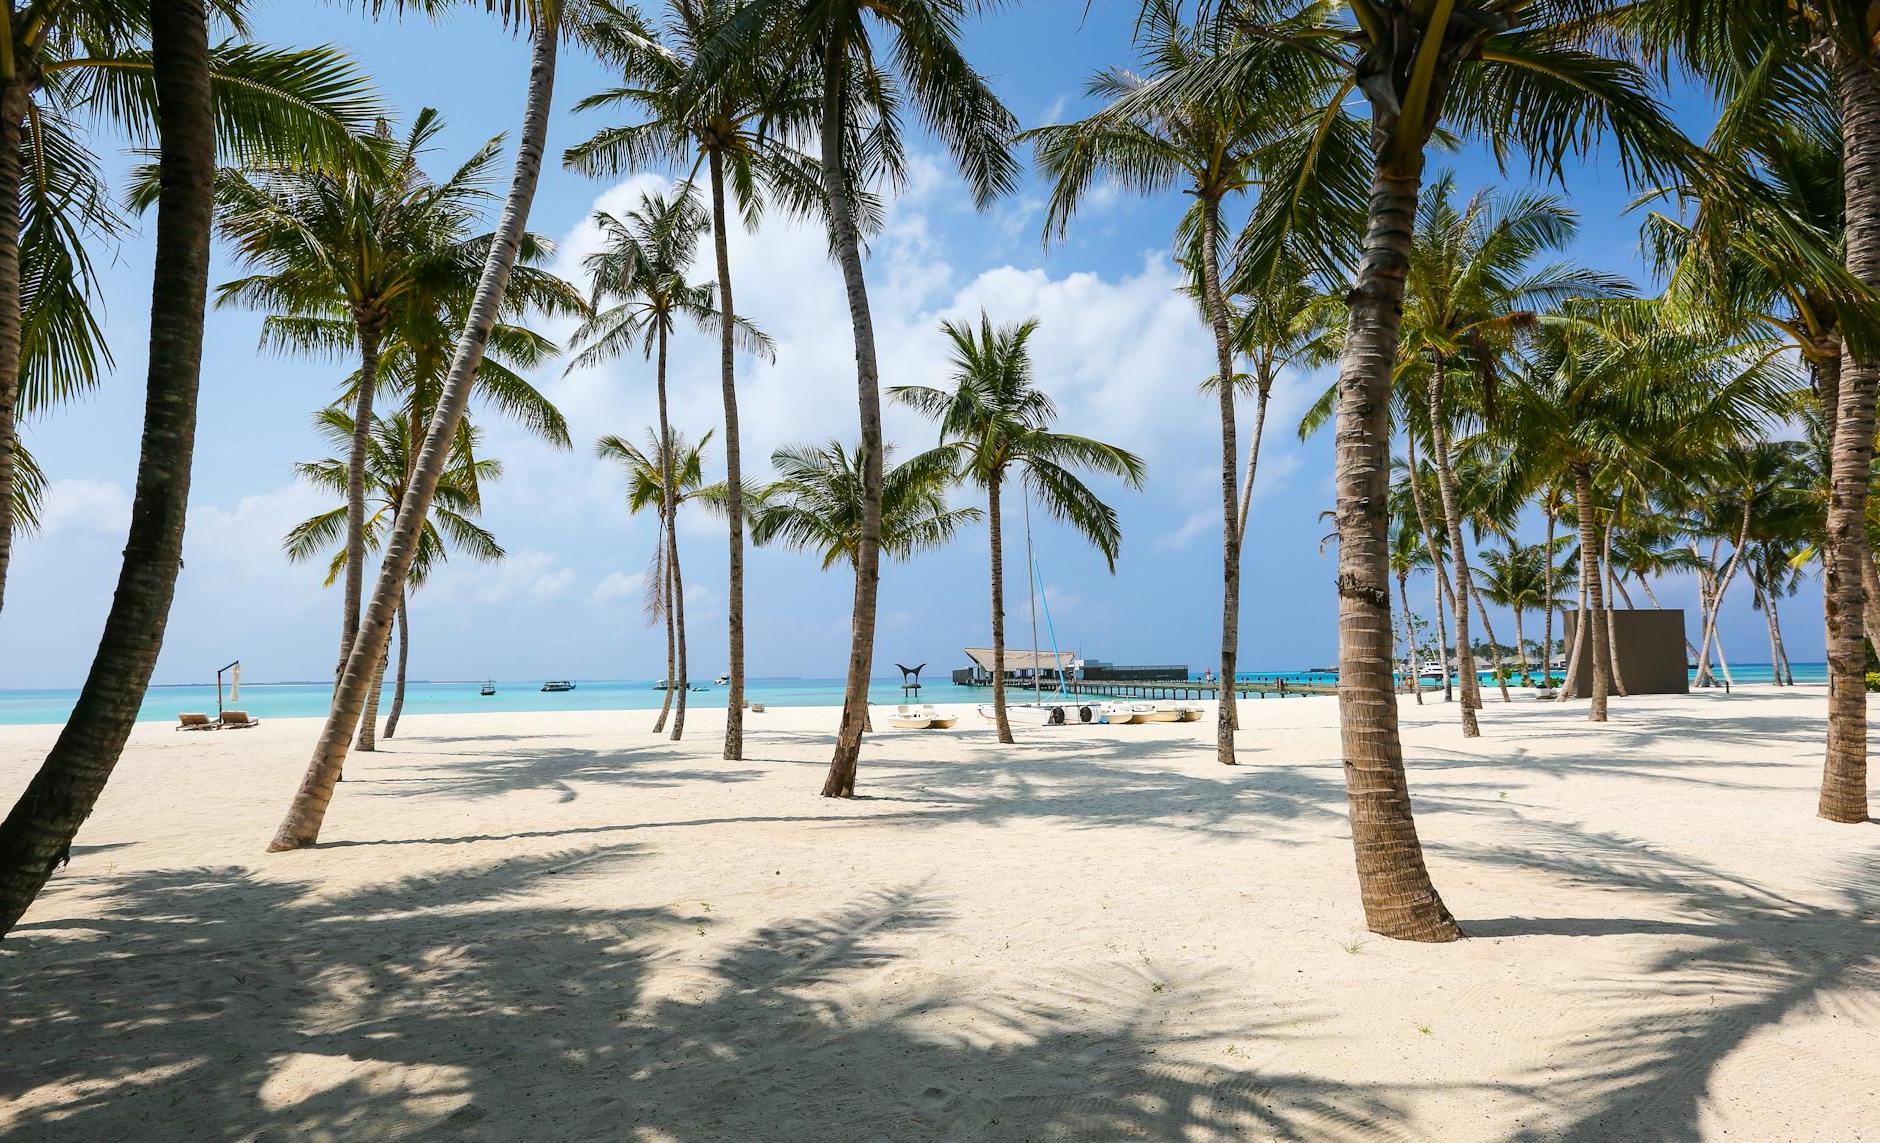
217,109,513,683
749,439,979,569
1388,522,1425,706
567,0,823,762
892,314,1145,747
1474,541,1558,686
566,187,768,739
0,0,217,935
0,4,379,619
597,427,713,737
716,0,1016,797
287,409,505,746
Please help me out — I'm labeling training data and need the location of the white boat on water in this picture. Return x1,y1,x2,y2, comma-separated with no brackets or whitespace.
715,673,729,685
1417,659,1448,680
890,703,958,730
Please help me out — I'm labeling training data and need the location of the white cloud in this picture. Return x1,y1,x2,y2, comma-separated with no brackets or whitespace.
1156,509,1216,552
39,478,132,536
426,549,578,606
591,570,645,603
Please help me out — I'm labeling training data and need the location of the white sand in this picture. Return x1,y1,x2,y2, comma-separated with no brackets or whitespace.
1,688,1875,1141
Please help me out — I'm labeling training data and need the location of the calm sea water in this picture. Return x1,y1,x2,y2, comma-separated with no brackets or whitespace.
0,664,1826,726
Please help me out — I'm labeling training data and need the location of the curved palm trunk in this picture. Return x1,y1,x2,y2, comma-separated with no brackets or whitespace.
668,508,689,741
1823,46,1878,823
820,55,884,799
1758,583,1783,685
1512,607,1529,686
0,0,213,934
650,323,688,741
1331,163,1458,943
384,589,408,738
707,150,746,761
987,474,1013,743
1859,550,1880,667
1396,571,1422,704
339,325,381,681
1557,551,1587,703
1405,435,1452,703
1572,466,1609,721
1427,358,1480,731
1601,513,1627,699
1770,587,1794,685
0,81,29,621
269,19,557,850
1198,196,1240,765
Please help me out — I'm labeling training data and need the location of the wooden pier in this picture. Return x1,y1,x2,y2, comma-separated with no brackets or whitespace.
1008,677,1340,701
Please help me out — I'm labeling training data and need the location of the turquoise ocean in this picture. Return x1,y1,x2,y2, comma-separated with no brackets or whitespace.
0,663,1827,726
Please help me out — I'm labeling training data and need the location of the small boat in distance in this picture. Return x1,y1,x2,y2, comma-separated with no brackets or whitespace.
1417,659,1447,680
479,679,496,696
715,673,729,686
541,680,576,693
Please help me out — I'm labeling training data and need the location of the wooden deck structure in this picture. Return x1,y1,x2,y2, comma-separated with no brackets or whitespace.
1040,677,1340,701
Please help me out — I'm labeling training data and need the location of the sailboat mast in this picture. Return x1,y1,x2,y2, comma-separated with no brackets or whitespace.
1025,487,1042,705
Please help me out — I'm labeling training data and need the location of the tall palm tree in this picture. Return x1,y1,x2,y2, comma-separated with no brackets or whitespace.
1625,0,1880,826
215,109,513,685
1400,174,1626,731
598,427,712,733
1135,0,1688,941
287,408,506,746
750,438,979,569
0,0,215,935
564,188,768,740
714,0,1015,797
0,4,379,622
1022,0,1348,765
891,314,1146,748
567,0,823,762
271,1,565,853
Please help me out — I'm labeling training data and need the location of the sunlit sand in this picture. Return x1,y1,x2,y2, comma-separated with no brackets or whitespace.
2,688,1872,1140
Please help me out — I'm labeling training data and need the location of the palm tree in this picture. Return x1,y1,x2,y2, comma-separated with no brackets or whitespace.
271,2,565,853
0,5,379,622
215,109,515,686
750,439,979,570
598,427,713,733
1474,540,1557,685
1133,0,1690,941
0,0,215,935
714,0,1015,797
1022,0,1342,765
567,0,824,763
287,408,505,746
892,314,1146,748
1388,521,1426,704
564,188,768,740
1399,175,1627,731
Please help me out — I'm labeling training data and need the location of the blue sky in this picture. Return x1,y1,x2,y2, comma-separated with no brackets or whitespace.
0,4,1807,688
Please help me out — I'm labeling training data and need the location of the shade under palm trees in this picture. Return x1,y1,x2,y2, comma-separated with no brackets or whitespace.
891,314,1145,748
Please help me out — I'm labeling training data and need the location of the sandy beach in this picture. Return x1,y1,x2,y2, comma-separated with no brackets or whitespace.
1,688,1874,1140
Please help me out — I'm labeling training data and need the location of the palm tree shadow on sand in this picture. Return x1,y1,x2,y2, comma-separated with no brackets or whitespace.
2,856,1434,1140
1445,819,1880,1141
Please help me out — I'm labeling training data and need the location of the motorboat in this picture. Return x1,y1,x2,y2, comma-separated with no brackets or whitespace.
1417,659,1448,680
890,703,958,730
541,680,576,693
715,673,730,686
479,679,496,696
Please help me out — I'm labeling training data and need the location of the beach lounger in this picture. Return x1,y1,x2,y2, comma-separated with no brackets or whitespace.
175,713,217,731
218,710,259,729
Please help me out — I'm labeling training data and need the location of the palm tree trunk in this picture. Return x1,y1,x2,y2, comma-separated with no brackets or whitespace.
650,319,688,742
0,78,30,621
1770,586,1794,685
1468,582,1511,702
652,537,675,733
1573,465,1609,721
1601,511,1627,699
0,0,213,934
1542,508,1557,686
1823,45,1878,822
1758,582,1783,685
268,18,557,850
668,502,690,741
987,473,1013,743
820,51,883,799
1198,195,1240,765
1512,607,1529,687
339,324,381,682
707,150,747,761
1557,545,1588,703
1426,357,1480,732
1405,434,1452,703
1330,163,1458,943
385,589,408,737
1397,571,1421,704
1859,548,1880,664
356,644,387,751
